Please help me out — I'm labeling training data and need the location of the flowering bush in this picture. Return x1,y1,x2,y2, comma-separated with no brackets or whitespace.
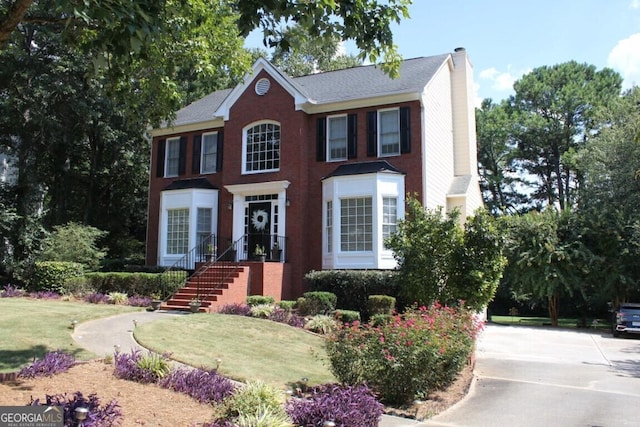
0,284,25,297
29,391,122,427
286,383,383,427
29,290,61,299
127,295,151,307
84,292,109,304
19,350,76,378
159,367,236,404
218,303,252,316
325,303,481,405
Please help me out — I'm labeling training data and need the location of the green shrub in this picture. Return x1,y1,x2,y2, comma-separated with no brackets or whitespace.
39,222,107,271
214,380,289,424
83,271,185,299
63,276,92,295
297,291,337,316
325,303,480,405
370,314,392,327
235,406,293,427
108,291,128,305
247,295,275,306
250,303,275,318
30,261,84,293
136,352,171,380
276,300,296,311
304,270,399,318
334,309,361,323
304,315,338,335
368,295,396,316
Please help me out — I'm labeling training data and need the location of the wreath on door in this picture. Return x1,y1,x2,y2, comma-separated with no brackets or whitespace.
251,209,269,231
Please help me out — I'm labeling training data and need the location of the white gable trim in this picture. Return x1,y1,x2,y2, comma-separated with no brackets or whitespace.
214,58,310,120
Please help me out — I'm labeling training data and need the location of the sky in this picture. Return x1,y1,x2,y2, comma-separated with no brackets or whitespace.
246,1,640,106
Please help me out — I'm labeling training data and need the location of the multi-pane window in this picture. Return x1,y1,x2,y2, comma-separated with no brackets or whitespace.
379,109,400,156
196,208,212,254
201,133,218,174
244,122,280,173
328,116,347,161
165,137,181,176
167,208,189,254
340,197,372,252
326,201,333,253
382,197,398,246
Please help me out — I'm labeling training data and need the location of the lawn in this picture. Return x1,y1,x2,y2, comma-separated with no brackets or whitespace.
0,298,142,372
491,314,611,330
134,312,335,389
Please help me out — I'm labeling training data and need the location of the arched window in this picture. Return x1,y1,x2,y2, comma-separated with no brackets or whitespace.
243,121,280,173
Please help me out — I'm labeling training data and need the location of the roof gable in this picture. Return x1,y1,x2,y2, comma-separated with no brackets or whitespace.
160,53,452,133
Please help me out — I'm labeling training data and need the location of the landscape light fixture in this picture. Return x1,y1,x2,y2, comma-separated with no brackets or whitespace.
74,407,88,427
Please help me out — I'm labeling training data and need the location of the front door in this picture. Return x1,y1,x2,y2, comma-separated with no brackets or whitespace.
248,202,271,258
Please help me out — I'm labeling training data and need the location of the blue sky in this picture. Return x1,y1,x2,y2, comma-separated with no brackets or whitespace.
246,1,640,105
384,0,640,104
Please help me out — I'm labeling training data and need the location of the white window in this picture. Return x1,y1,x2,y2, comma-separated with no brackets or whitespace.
196,208,212,254
327,115,347,161
379,109,400,156
167,208,189,254
165,137,181,177
326,200,333,253
244,122,280,173
201,133,218,174
382,197,398,246
340,197,373,252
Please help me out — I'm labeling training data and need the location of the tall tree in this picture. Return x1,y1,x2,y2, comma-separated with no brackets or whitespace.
270,24,361,77
509,61,622,210
476,99,531,214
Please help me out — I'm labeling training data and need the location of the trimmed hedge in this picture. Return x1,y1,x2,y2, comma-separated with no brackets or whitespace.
30,261,84,294
304,270,399,319
84,271,186,298
246,295,275,306
297,291,337,316
368,295,396,316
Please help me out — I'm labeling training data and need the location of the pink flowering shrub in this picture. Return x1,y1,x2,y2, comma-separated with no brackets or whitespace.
325,303,482,405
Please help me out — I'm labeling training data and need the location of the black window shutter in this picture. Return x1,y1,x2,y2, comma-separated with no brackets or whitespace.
178,136,187,176
156,139,166,177
366,111,377,157
400,106,411,154
216,131,224,172
316,117,327,161
192,134,202,174
347,114,357,159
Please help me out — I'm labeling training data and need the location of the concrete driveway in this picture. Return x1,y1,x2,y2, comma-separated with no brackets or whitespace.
423,324,640,427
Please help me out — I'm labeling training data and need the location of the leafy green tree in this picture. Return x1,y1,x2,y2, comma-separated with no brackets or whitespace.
501,209,593,325
476,99,531,214
386,197,505,310
508,61,622,210
1,0,411,77
40,222,107,271
270,24,361,77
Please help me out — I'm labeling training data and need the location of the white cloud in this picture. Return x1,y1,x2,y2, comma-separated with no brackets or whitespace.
479,67,518,92
630,0,640,9
607,33,640,90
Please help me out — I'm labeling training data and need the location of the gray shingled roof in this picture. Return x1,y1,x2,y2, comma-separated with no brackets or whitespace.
322,160,405,180
168,54,450,129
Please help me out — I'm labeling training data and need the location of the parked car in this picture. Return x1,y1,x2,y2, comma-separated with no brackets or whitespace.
612,302,640,337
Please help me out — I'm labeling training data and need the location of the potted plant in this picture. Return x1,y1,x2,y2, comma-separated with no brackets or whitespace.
206,244,216,261
150,292,163,311
270,241,282,261
189,297,202,313
253,244,266,262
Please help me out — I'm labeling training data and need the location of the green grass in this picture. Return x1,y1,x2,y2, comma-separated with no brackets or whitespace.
134,313,336,389
0,298,143,372
491,315,611,330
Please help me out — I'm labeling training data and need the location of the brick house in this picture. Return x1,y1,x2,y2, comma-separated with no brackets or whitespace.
146,47,482,307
